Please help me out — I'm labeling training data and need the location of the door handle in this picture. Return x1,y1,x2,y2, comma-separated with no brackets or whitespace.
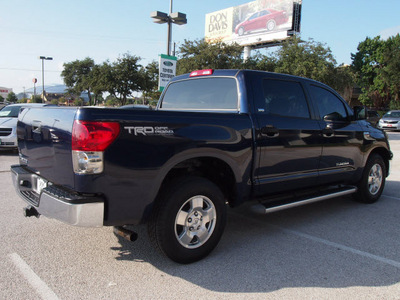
261,125,279,138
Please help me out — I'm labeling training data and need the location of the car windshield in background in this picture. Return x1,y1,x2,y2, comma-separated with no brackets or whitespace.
0,105,22,118
384,111,400,118
160,77,238,111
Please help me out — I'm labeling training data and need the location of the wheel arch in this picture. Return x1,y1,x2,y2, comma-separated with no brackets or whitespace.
367,146,392,177
146,149,251,222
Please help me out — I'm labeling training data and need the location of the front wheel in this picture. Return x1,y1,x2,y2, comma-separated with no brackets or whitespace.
148,176,227,264
353,154,386,204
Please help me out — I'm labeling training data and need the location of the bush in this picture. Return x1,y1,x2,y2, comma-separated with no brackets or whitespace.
389,100,400,110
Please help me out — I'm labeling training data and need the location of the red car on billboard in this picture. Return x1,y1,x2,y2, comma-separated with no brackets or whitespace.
235,9,288,36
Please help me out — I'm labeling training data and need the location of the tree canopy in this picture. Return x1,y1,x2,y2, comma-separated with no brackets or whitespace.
6,92,18,103
59,34,399,109
61,57,95,105
351,34,400,108
176,37,354,100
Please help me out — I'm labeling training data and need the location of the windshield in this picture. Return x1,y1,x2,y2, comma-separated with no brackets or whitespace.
383,111,400,118
0,106,23,118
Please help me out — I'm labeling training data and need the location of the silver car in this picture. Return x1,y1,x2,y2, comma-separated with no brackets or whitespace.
0,103,54,150
378,110,400,131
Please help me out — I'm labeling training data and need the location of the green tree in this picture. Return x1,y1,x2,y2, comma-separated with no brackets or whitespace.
0,95,4,102
176,39,252,74
351,35,400,108
141,61,161,105
271,37,340,87
74,98,84,106
6,92,18,103
62,57,96,105
105,95,118,107
30,95,43,103
17,98,27,103
89,63,109,106
380,34,400,106
106,53,143,106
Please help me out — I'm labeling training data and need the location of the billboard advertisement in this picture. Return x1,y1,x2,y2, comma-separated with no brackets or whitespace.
205,0,301,47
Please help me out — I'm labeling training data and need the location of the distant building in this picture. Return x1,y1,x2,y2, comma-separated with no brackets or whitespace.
0,86,13,99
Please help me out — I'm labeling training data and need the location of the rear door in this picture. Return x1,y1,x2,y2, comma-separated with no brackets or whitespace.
251,75,322,196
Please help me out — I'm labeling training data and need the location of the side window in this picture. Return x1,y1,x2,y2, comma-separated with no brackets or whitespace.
310,85,348,121
259,79,310,119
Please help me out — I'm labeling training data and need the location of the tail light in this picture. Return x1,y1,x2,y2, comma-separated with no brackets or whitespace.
72,120,120,174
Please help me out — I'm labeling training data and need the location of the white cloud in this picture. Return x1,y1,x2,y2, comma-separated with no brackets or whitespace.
380,25,400,39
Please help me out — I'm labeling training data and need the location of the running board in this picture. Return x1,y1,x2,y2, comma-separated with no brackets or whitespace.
254,186,357,214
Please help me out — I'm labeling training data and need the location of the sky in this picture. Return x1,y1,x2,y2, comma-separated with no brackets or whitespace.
1,0,400,94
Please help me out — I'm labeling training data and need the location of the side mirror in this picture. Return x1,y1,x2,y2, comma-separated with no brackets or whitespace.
323,112,344,122
354,105,366,120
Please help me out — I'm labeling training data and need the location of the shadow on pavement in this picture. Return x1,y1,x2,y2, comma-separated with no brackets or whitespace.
111,196,400,293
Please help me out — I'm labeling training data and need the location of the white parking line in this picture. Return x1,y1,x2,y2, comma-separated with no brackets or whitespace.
383,195,400,201
9,253,60,300
274,225,400,269
233,212,400,269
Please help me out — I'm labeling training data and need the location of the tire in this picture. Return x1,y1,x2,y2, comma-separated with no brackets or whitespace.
148,176,227,264
353,154,386,204
266,19,276,31
238,27,245,36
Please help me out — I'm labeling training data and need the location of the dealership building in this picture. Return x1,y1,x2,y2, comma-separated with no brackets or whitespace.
0,87,13,99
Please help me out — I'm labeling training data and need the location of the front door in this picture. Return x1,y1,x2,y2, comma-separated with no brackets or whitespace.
307,84,364,185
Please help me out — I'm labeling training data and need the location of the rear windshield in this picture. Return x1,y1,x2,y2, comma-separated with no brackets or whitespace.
159,77,238,111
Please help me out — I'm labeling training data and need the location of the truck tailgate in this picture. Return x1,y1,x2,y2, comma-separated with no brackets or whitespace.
17,107,78,189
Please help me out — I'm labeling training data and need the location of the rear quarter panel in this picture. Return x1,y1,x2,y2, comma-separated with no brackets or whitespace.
75,108,254,225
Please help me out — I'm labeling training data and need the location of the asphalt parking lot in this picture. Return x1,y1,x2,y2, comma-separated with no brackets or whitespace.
1,133,399,300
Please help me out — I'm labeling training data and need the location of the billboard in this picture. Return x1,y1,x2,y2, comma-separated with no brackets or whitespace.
205,0,301,47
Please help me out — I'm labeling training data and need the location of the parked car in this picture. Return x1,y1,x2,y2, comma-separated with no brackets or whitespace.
235,9,288,36
0,103,55,150
378,110,400,131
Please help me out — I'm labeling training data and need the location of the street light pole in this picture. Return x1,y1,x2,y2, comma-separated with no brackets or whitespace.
167,0,172,56
151,0,187,56
39,56,53,101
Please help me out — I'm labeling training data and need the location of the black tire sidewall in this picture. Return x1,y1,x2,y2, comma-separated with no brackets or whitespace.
154,177,226,264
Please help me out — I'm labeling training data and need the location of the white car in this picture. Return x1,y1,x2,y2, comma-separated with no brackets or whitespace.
378,110,400,131
0,103,55,150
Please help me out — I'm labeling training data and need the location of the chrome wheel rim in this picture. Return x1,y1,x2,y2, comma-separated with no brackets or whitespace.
174,196,216,249
368,163,383,195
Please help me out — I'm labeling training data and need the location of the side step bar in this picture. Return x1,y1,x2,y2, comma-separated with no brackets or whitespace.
255,185,357,214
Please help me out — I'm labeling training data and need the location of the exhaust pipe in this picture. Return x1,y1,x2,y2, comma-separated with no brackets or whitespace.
113,226,138,242
23,206,40,218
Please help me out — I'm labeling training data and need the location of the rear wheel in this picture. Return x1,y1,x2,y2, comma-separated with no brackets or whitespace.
354,154,386,203
148,176,227,264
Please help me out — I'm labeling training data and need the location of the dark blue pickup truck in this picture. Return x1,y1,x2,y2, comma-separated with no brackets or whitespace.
11,69,392,263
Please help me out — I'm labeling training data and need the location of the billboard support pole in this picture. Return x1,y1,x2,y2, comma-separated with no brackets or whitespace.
243,46,251,62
